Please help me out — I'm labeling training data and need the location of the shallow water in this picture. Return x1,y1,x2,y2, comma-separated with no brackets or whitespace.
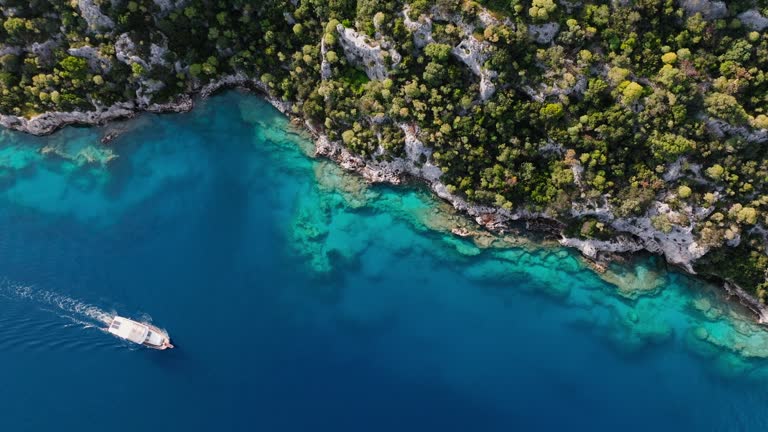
1,91,768,431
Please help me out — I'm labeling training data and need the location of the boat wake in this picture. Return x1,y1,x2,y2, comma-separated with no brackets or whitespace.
0,278,128,351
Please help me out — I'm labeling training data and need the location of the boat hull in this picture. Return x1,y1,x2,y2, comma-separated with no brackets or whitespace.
107,316,174,349
143,323,174,350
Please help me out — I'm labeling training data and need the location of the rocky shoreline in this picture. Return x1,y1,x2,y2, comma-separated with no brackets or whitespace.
2,75,768,324
258,88,768,326
0,95,194,136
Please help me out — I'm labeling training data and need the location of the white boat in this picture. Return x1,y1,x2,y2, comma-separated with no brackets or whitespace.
107,315,174,350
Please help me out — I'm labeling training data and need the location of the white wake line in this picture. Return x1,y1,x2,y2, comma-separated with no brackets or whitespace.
0,278,168,344
0,278,115,326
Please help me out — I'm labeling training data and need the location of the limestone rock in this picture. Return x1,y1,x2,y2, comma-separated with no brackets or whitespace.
479,70,498,102
707,118,768,144
403,6,434,48
136,79,166,106
152,0,185,15
528,23,560,44
77,0,115,31
559,236,645,259
738,10,768,31
679,0,728,20
0,95,193,136
398,123,443,182
29,40,60,67
452,36,486,76
149,41,170,66
0,103,136,135
0,45,22,57
452,36,498,101
609,202,709,272
336,25,401,80
320,38,332,81
68,45,112,72
115,33,149,69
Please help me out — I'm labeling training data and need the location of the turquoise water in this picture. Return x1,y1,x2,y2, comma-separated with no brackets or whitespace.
2,91,768,430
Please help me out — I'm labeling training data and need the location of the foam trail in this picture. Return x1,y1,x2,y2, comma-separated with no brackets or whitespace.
0,278,114,326
0,279,169,351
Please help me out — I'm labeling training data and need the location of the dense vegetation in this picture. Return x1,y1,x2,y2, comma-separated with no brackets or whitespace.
2,0,768,297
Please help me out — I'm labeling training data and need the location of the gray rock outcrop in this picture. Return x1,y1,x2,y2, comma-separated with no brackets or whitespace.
707,118,768,144
153,0,185,15
30,40,60,67
679,0,728,20
0,45,22,57
528,23,560,44
738,9,768,31
320,38,332,81
68,45,112,72
403,6,434,48
452,36,498,101
77,0,115,31
336,25,401,80
559,236,645,259
115,33,149,69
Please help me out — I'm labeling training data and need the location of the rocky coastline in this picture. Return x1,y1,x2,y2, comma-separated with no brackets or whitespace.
261,91,768,325
0,95,194,136
2,74,767,325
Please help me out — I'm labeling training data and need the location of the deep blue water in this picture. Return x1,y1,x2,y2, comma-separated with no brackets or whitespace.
1,91,768,431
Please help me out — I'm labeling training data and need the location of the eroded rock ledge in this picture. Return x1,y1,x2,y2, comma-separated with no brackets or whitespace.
0,97,193,136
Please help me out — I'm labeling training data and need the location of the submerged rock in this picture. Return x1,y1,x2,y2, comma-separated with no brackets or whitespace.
599,262,666,299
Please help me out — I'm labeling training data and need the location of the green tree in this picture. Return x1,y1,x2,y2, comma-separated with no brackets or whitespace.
706,164,725,180
539,102,564,119
50,90,61,105
607,67,630,85
529,0,556,20
59,56,88,80
424,43,452,62
705,92,749,124
3,17,34,39
622,81,644,103
131,62,145,77
661,52,677,64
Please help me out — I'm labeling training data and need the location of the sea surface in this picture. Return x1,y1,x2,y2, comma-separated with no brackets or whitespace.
2,91,768,431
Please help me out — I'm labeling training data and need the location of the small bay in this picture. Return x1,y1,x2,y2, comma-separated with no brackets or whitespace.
0,91,767,431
